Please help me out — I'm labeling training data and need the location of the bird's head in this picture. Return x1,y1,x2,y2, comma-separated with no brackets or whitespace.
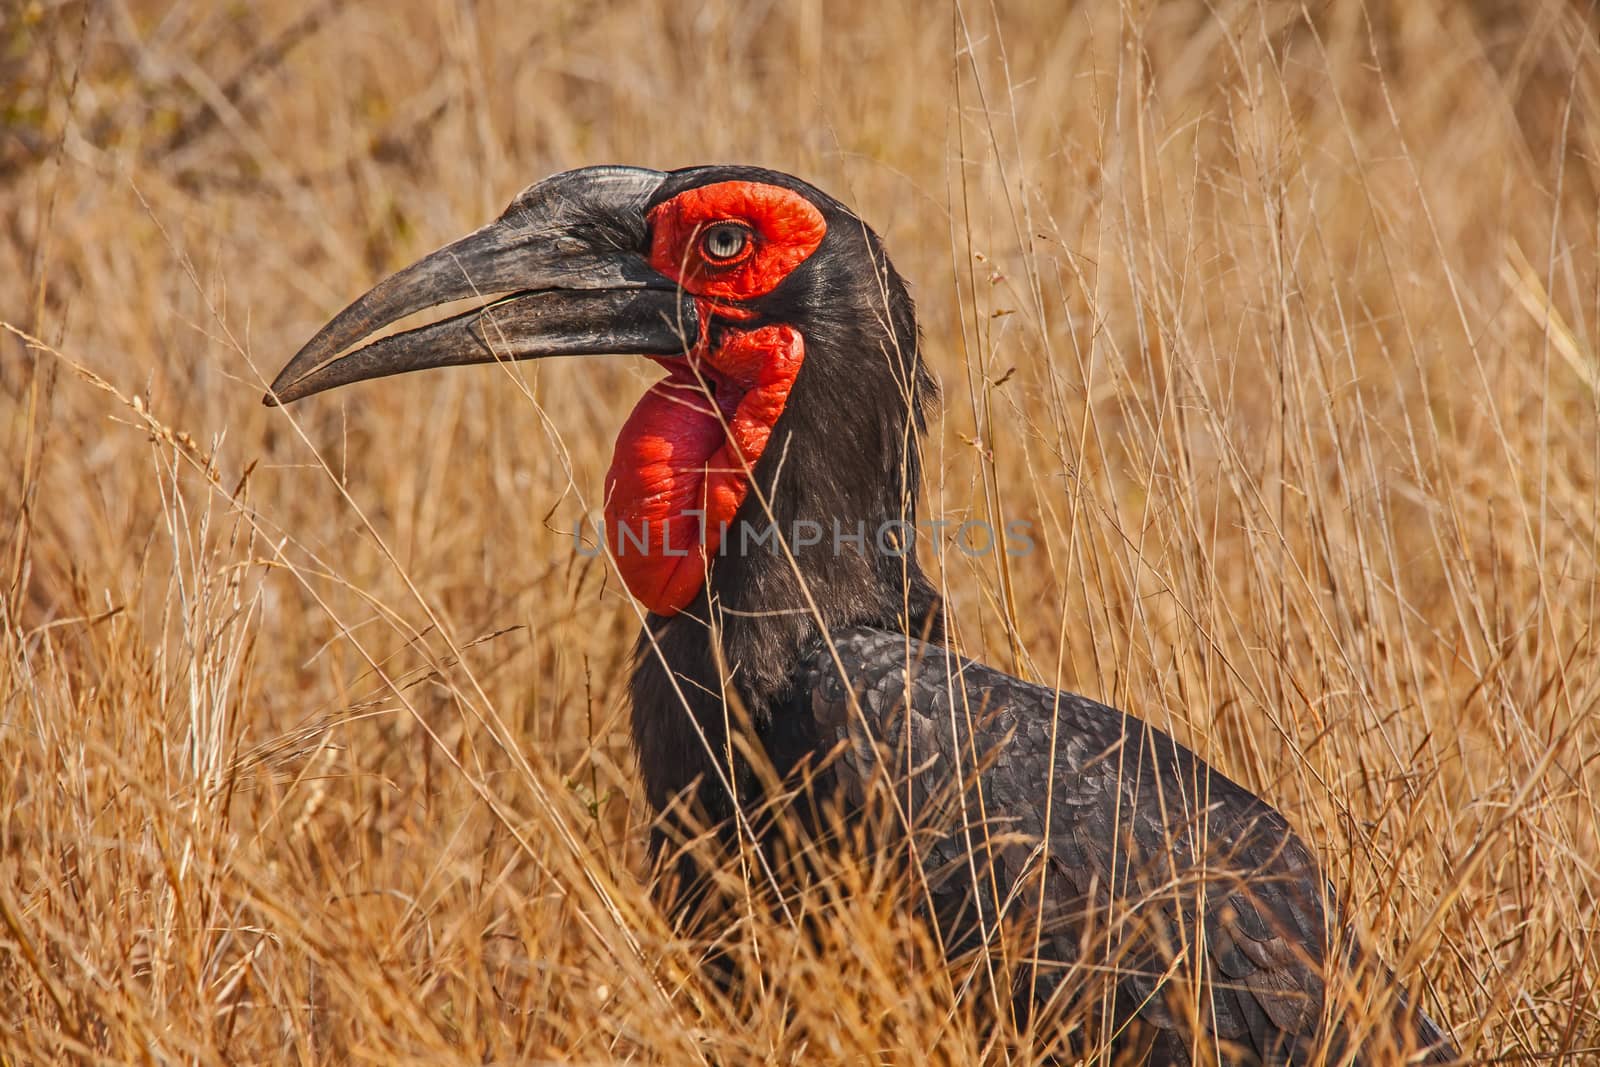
270,165,934,620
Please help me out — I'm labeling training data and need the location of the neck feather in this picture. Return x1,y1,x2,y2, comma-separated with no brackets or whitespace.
625,319,940,821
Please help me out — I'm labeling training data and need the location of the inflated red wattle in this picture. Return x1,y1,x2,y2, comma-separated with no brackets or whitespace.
599,180,825,615
604,325,804,615
648,181,826,301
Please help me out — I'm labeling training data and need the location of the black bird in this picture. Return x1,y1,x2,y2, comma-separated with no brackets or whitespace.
269,165,1456,1064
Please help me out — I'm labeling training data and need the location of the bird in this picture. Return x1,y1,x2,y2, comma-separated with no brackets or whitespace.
268,164,1456,1064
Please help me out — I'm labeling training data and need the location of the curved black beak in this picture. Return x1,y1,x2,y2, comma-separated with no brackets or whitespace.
265,166,697,406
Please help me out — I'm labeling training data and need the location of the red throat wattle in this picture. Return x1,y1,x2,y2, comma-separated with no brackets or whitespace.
604,325,803,614
602,181,825,616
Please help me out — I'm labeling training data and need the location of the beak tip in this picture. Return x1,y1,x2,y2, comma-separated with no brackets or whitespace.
264,363,311,406
263,376,305,406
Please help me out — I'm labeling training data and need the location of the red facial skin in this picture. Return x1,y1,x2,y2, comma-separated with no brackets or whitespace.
602,182,824,616
645,181,826,301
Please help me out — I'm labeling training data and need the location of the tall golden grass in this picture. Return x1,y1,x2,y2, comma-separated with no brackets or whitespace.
4,0,1598,1061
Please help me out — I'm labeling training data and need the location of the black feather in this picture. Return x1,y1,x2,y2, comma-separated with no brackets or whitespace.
621,165,1454,1064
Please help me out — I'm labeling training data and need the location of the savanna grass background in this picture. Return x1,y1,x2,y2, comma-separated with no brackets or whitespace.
4,0,1599,1062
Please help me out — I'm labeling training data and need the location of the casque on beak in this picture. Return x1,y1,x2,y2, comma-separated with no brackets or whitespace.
264,166,697,406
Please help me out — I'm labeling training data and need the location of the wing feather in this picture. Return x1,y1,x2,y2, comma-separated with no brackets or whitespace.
782,626,1452,1064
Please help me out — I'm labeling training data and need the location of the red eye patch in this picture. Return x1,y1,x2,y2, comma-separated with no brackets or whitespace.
647,181,827,301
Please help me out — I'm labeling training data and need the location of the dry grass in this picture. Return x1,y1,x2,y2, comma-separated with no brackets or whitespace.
4,0,1599,1062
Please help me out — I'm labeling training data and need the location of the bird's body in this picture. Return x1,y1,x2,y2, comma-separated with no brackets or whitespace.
271,164,1455,1064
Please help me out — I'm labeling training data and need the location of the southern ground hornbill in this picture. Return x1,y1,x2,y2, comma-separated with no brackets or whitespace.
268,165,1456,1064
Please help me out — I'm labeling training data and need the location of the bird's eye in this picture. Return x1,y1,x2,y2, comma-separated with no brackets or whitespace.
700,223,751,263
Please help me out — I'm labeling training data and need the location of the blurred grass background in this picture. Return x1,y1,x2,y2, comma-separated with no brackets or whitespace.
3,0,1599,1061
